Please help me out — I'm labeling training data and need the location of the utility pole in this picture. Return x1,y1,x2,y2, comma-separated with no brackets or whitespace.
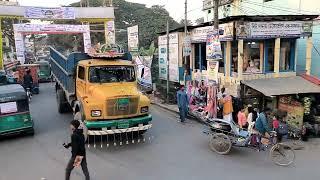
166,20,170,104
214,0,219,29
183,0,188,85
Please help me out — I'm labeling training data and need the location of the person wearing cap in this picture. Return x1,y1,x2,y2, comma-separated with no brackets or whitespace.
177,84,189,123
63,120,90,180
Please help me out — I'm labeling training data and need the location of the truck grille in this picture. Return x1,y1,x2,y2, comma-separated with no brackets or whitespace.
106,96,139,116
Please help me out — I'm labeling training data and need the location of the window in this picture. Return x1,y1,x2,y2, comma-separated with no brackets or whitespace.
231,41,238,73
264,0,274,2
208,10,211,14
280,40,295,71
78,66,85,80
243,41,262,73
89,66,136,83
265,40,275,72
194,43,207,70
219,43,225,74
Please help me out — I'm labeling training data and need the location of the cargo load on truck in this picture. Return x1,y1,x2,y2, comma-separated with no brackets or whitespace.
49,44,152,146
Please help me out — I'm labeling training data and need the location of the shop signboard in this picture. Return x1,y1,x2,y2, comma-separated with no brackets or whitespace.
206,30,222,60
183,36,192,57
191,22,233,42
24,7,75,19
236,21,313,39
207,60,219,83
127,25,139,52
158,33,179,82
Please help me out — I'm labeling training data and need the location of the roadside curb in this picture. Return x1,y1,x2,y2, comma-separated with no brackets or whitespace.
151,102,206,125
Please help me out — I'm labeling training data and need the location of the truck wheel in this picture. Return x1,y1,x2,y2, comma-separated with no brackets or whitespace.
56,89,69,113
74,111,88,142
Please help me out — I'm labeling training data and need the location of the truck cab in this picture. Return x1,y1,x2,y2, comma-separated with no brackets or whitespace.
50,46,152,135
75,59,151,126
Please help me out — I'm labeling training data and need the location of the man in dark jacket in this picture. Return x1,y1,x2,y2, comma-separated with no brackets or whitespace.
64,120,90,180
23,69,33,90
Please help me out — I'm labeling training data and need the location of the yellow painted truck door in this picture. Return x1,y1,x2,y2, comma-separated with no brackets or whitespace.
76,66,86,98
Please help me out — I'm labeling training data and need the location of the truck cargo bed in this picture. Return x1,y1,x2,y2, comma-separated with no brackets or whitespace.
49,47,90,97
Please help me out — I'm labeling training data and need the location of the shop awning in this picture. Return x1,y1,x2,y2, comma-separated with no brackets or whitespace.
242,76,320,96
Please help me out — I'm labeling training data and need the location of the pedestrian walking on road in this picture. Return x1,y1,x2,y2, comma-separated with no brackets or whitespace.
64,120,90,180
177,85,189,123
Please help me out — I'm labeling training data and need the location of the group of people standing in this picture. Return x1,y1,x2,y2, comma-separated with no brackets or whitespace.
177,84,288,139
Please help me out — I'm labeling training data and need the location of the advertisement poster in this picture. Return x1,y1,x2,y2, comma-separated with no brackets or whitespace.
237,21,313,39
135,56,152,88
24,7,75,19
158,33,179,82
207,60,219,83
191,22,233,42
106,21,116,44
183,36,191,57
128,25,139,52
206,30,222,60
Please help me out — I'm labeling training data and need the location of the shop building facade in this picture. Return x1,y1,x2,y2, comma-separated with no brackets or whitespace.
158,15,317,96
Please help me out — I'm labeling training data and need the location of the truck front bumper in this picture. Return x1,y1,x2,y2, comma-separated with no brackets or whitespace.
85,114,152,129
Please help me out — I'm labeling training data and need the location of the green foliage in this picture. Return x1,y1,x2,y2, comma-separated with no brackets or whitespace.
139,42,157,57
1,18,29,48
70,0,180,49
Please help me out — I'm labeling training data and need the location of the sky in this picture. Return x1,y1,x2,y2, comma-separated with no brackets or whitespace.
17,0,203,21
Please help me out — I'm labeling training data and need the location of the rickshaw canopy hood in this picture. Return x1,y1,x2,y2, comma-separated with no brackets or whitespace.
0,84,27,102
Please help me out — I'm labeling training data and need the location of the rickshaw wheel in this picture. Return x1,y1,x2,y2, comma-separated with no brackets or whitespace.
209,133,232,155
74,112,88,142
270,143,295,166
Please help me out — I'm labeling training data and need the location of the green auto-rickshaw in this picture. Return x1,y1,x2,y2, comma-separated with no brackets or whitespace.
0,84,34,136
36,60,51,82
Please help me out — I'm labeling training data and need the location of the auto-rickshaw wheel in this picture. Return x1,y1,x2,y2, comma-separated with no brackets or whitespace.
209,133,232,155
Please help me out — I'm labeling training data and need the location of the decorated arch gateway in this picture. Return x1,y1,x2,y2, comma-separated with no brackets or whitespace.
13,24,91,64
0,5,115,67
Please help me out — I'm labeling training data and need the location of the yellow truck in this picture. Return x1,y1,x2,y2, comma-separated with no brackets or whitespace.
49,47,152,137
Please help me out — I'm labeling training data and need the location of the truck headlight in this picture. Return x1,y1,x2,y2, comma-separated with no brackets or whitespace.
140,106,149,113
91,110,101,117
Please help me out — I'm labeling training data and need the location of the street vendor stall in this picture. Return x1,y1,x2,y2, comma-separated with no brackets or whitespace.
241,76,320,138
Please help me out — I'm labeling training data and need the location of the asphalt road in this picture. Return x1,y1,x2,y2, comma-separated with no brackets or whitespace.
0,83,320,180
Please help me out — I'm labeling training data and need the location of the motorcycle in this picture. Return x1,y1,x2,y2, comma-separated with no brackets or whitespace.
26,87,32,102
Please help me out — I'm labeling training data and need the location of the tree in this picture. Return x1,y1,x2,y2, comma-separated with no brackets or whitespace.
69,0,180,50
195,17,205,25
179,19,193,26
1,18,29,49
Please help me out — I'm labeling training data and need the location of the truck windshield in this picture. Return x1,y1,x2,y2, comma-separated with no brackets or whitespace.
89,66,136,83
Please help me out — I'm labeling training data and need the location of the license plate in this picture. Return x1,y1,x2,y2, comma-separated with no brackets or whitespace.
118,121,130,129
117,98,129,111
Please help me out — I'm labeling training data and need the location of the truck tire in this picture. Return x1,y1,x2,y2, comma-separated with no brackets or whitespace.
74,111,88,142
56,89,70,113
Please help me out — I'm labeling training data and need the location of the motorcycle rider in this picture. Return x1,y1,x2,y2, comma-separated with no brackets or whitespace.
23,69,33,93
